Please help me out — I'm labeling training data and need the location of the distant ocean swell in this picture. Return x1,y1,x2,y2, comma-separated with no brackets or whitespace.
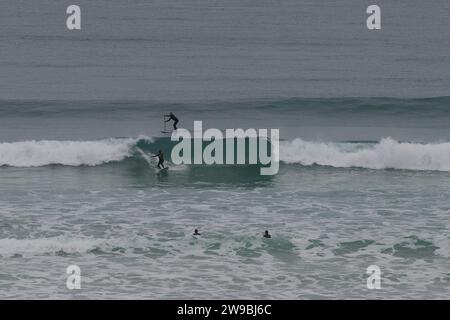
1,136,450,172
2,97,450,116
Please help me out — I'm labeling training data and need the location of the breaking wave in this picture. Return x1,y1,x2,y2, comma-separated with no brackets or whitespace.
0,136,146,167
1,136,450,172
280,137,450,171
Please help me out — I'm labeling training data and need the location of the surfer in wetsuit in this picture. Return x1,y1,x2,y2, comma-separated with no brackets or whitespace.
263,230,271,238
152,150,165,169
165,112,179,130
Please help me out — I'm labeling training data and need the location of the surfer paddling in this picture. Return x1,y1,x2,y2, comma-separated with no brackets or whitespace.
165,112,179,130
152,150,165,169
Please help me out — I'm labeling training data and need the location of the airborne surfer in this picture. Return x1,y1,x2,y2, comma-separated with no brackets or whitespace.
165,112,179,130
152,150,165,169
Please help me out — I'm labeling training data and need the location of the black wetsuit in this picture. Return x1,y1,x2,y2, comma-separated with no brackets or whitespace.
154,152,164,169
166,113,179,130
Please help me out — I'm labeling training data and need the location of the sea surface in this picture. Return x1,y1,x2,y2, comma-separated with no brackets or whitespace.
1,98,450,299
1,0,450,300
1,0,450,100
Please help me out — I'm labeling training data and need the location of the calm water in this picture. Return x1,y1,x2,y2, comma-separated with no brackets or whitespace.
1,0,450,100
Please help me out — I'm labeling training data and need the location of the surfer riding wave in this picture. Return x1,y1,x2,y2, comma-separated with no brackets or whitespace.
152,149,165,169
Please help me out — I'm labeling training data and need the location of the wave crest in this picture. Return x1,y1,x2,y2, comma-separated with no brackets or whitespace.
1,136,450,172
281,137,450,171
0,137,140,167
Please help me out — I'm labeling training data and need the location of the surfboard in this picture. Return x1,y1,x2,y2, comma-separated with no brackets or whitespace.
161,131,172,134
158,166,169,173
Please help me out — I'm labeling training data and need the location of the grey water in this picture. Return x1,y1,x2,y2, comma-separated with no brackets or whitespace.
1,0,450,100
0,1,450,300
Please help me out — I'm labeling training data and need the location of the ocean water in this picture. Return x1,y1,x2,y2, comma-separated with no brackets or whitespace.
1,98,450,299
1,0,450,100
1,0,450,300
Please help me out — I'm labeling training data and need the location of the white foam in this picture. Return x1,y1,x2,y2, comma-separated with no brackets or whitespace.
0,236,103,257
3,136,450,171
281,137,450,171
0,138,137,167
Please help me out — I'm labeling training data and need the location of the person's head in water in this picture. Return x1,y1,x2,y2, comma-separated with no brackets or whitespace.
263,230,271,238
193,229,201,236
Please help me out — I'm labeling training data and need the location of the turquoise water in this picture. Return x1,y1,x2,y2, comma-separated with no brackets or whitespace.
2,0,450,300
1,98,449,299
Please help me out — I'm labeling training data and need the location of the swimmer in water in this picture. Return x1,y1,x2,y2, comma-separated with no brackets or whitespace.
152,150,165,169
193,229,201,236
263,230,271,238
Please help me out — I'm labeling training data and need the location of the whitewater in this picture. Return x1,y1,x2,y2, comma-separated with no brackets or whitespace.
1,98,450,299
2,0,450,300
2,136,450,172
